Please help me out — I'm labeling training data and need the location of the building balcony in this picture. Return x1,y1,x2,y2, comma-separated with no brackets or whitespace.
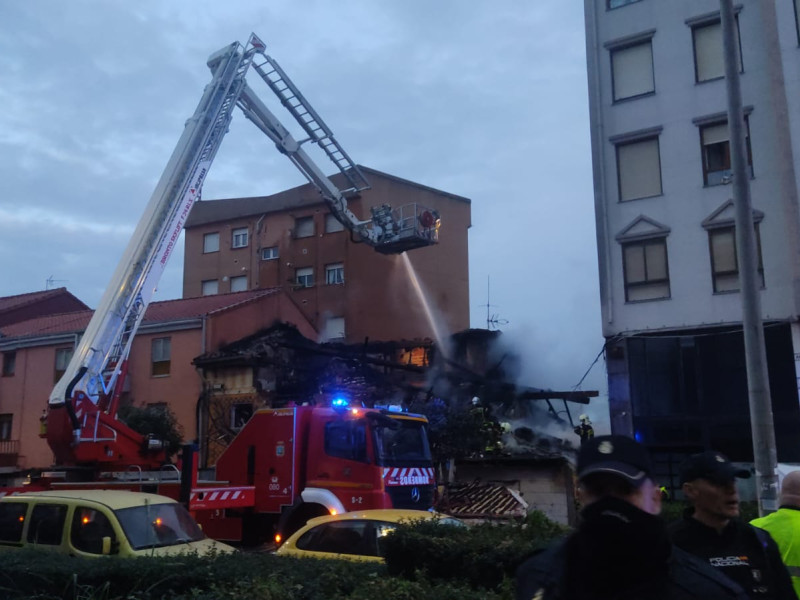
0,439,20,468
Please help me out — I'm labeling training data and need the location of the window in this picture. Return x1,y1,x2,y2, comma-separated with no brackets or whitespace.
261,246,279,261
295,216,314,238
691,17,742,83
151,337,171,377
27,503,67,545
610,39,654,102
295,267,314,288
324,317,346,341
795,0,800,45
2,351,15,377
231,403,253,431
0,414,11,440
608,0,642,8
708,226,764,293
699,118,752,186
54,347,73,382
622,238,670,302
325,214,345,233
325,263,344,285
230,275,248,292
203,232,219,253
615,135,662,201
325,421,367,462
0,502,27,543
71,507,116,555
232,227,248,249
295,520,376,556
201,279,218,296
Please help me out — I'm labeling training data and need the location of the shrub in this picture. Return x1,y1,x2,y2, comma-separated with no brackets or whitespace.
0,549,512,600
118,402,184,457
382,511,569,591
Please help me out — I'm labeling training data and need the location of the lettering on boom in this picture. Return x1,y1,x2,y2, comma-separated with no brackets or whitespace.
159,166,209,265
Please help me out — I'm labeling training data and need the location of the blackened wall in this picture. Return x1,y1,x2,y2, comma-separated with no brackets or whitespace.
627,323,800,462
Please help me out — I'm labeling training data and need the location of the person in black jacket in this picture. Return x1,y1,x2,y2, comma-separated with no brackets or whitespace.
515,435,748,600
670,451,796,600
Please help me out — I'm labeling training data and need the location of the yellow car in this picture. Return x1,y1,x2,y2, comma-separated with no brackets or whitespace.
0,490,235,558
275,508,464,563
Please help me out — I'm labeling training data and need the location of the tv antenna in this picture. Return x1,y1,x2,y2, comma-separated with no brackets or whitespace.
481,276,508,330
45,275,69,290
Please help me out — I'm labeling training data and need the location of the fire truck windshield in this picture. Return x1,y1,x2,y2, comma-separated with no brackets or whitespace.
371,417,432,466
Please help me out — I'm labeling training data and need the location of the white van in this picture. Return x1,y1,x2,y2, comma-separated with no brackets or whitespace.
0,490,235,557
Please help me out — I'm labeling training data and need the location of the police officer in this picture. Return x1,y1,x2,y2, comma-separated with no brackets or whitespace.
670,451,795,600
515,435,748,600
750,470,800,598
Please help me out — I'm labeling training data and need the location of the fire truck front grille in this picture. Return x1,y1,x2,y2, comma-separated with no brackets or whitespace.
386,484,434,509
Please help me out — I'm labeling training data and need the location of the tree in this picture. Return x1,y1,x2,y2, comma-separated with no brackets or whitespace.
117,402,184,458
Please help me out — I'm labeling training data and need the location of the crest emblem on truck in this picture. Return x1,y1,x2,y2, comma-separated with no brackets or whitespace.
410,487,420,503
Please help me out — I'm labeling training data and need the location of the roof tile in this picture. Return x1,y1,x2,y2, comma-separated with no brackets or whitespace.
0,289,279,339
0,288,77,314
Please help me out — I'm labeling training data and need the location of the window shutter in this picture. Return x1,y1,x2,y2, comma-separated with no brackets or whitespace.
694,22,723,81
711,229,737,272
612,42,654,100
702,123,729,146
624,245,646,283
618,138,661,201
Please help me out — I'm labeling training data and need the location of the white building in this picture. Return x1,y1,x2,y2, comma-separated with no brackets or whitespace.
584,0,800,469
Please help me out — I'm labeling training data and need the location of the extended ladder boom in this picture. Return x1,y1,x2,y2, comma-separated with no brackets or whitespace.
47,34,440,467
49,38,258,412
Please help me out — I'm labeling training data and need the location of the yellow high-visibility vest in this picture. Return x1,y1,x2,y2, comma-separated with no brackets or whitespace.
751,507,800,598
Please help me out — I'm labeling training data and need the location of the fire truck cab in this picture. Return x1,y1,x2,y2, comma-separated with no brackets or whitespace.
197,403,435,545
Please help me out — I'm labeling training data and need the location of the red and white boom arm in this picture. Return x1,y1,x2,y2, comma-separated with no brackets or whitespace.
46,34,438,468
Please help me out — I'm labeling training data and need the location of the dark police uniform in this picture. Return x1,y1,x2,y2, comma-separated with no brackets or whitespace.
516,497,748,600
670,514,796,600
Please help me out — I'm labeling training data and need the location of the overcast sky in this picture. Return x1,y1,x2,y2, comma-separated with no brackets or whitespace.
0,1,608,430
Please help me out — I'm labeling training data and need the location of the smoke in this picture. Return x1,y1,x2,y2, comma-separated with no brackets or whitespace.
492,398,580,453
478,324,611,436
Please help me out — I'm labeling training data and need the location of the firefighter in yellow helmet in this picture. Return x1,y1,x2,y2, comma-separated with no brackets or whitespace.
573,414,594,446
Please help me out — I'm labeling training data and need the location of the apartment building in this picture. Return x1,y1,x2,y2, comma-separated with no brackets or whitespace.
0,289,315,477
182,166,471,345
584,0,800,463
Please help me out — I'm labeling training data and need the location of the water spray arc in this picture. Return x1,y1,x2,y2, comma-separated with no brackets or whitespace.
400,252,449,358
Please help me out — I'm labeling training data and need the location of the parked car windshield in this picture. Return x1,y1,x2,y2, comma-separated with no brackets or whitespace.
372,417,432,466
115,502,205,550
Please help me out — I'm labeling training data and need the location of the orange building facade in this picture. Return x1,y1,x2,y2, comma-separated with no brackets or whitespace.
182,166,471,344
0,290,314,477
0,168,471,480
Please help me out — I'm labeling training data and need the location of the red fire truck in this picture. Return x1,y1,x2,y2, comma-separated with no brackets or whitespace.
196,404,435,544
1,33,439,546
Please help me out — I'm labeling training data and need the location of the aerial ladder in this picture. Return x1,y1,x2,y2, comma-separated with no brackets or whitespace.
45,33,440,471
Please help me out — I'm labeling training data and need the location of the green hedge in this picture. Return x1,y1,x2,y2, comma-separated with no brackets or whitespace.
0,549,506,600
0,512,566,599
4,504,770,599
382,511,569,592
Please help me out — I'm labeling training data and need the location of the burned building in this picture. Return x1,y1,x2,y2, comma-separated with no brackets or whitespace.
193,324,595,525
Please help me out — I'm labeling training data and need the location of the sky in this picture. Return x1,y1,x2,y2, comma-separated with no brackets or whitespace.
0,2,609,432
